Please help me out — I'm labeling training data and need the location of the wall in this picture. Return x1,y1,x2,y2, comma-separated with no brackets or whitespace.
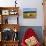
0,0,15,7
0,0,44,26
18,0,44,26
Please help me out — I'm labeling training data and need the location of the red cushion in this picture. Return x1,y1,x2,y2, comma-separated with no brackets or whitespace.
21,28,41,46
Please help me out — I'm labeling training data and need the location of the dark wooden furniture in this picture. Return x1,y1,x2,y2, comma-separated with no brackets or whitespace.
0,41,2,46
0,7,19,24
2,41,19,46
0,7,19,46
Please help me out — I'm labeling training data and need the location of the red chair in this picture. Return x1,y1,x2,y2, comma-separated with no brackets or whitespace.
21,28,41,46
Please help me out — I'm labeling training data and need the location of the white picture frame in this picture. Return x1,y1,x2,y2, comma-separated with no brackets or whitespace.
2,10,9,15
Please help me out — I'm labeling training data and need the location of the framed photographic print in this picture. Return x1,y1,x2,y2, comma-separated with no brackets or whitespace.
9,10,17,15
2,10,9,15
23,8,37,18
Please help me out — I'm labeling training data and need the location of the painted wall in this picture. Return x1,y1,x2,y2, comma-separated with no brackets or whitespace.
0,0,44,26
18,0,44,26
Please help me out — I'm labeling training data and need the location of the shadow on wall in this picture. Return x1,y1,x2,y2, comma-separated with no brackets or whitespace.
18,26,44,44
